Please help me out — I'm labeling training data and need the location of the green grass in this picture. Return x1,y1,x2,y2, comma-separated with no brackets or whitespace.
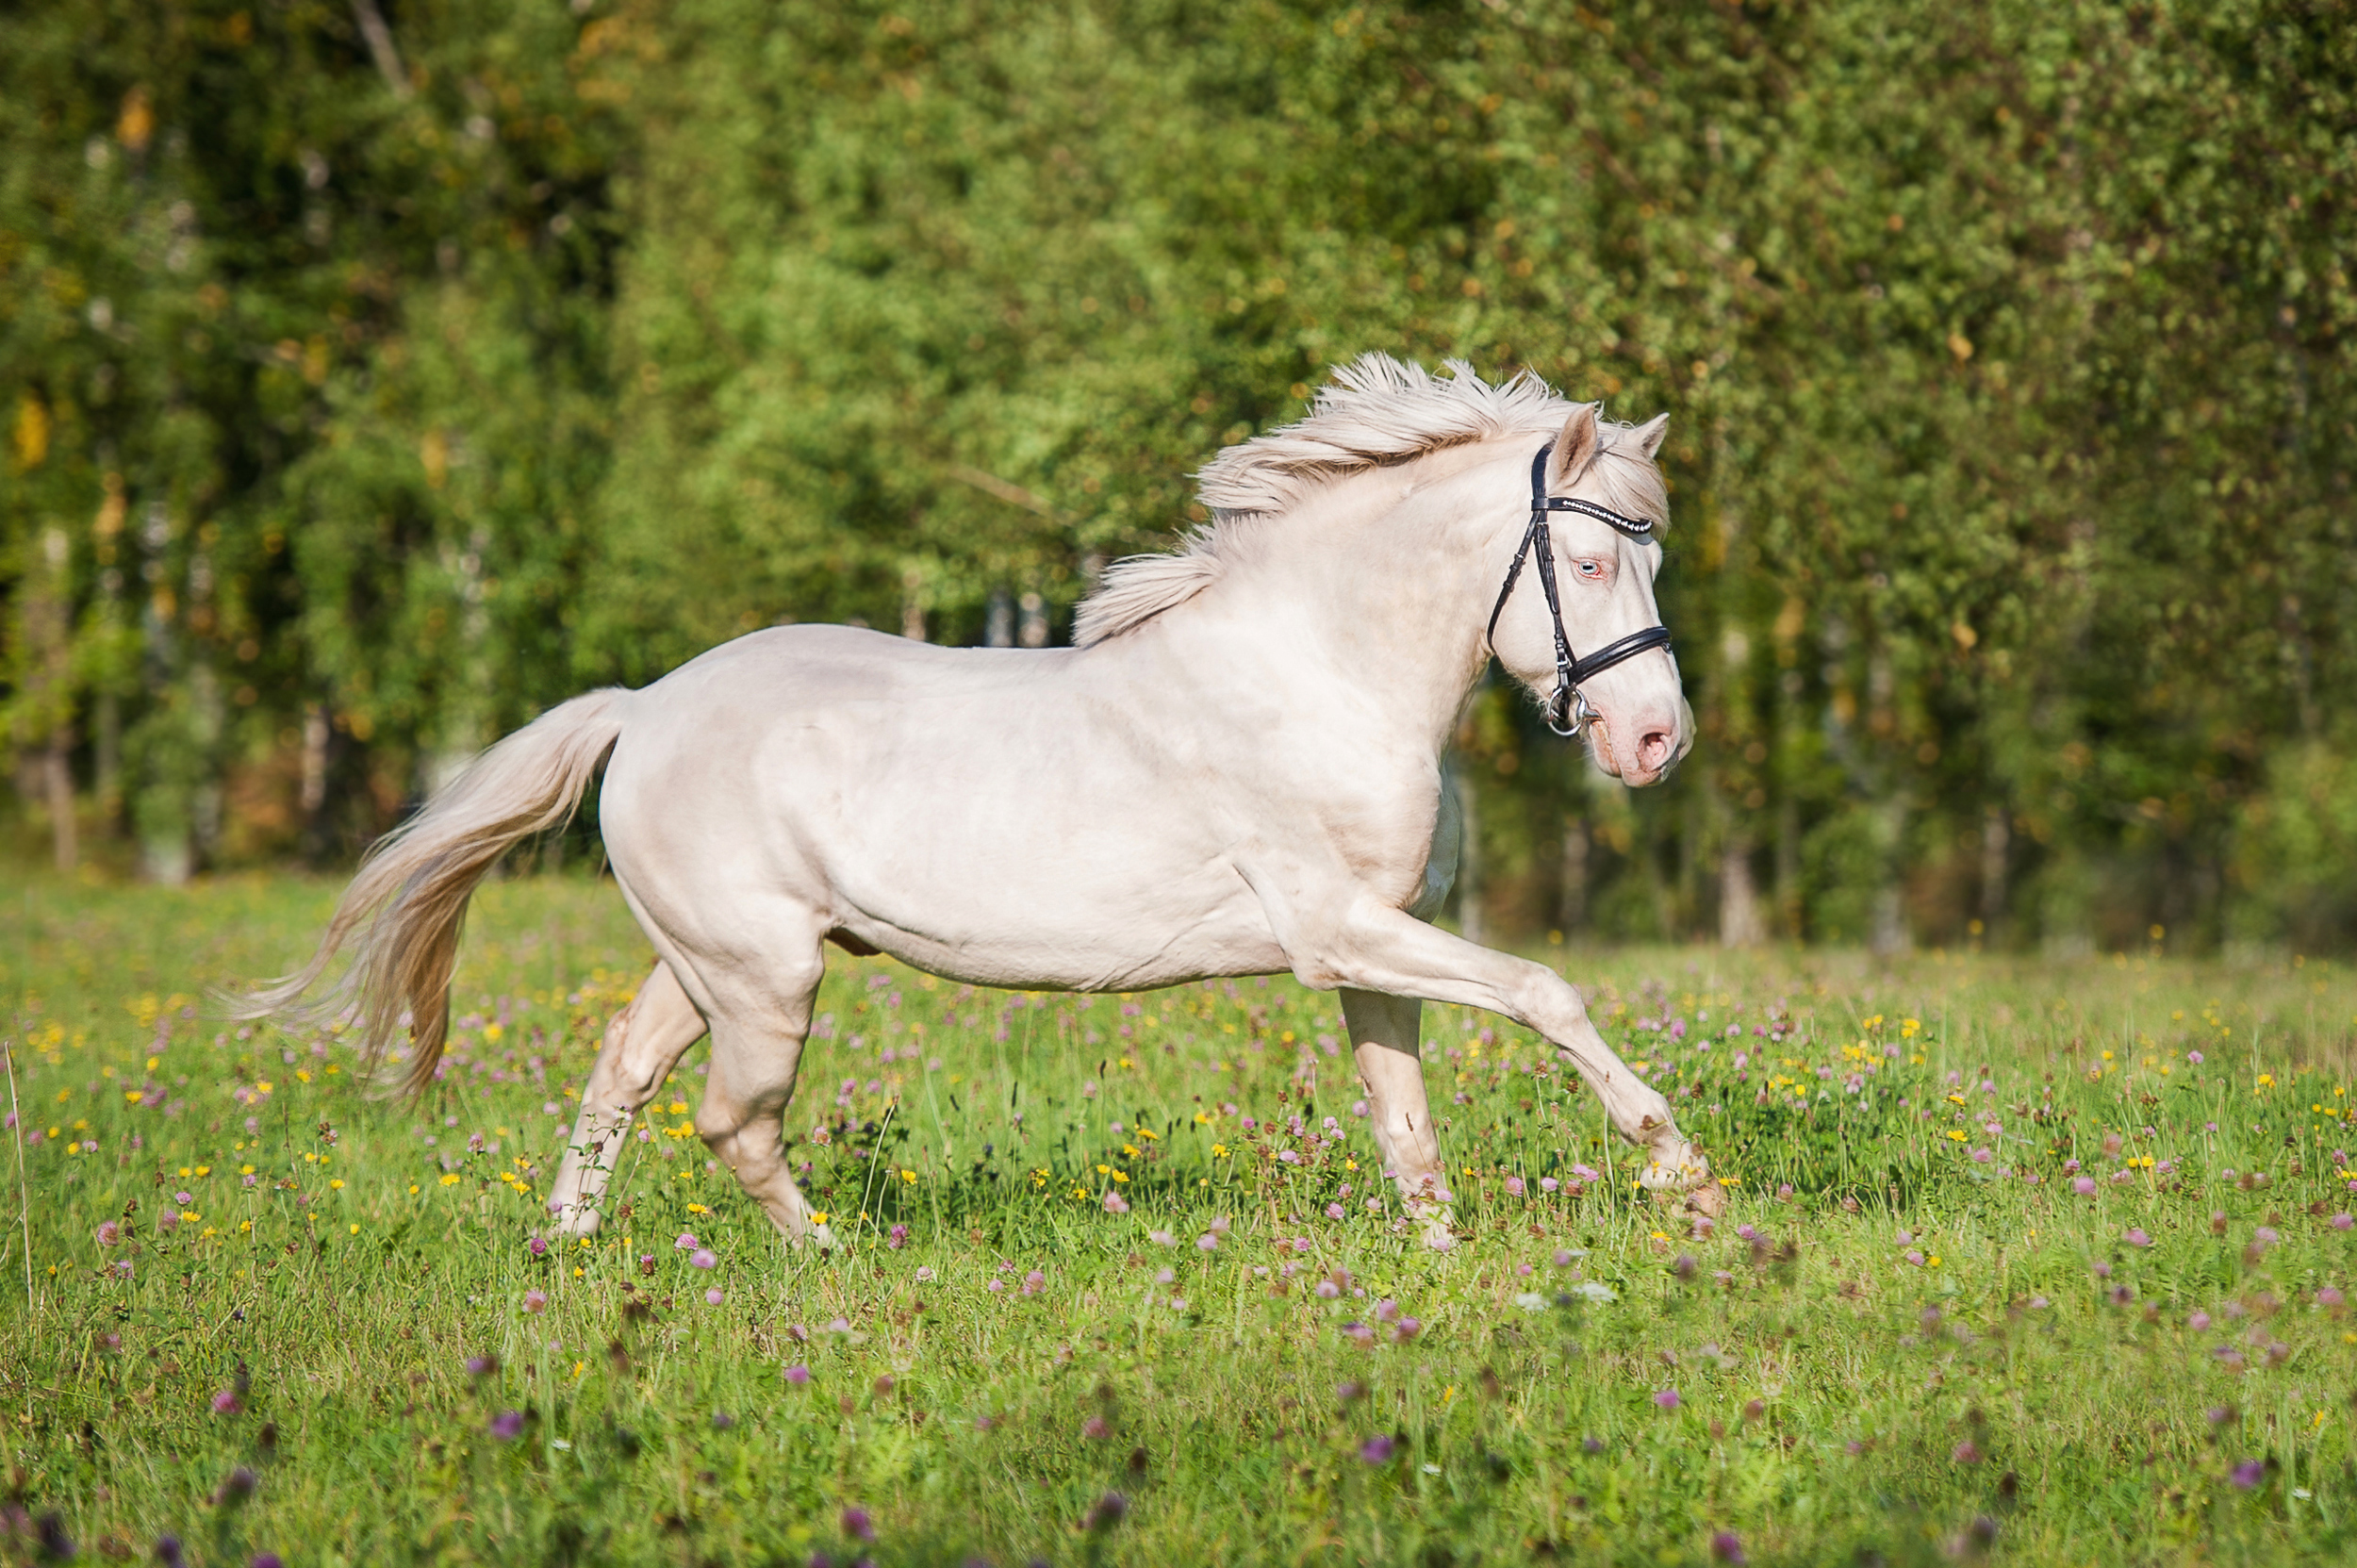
4,873,2355,1566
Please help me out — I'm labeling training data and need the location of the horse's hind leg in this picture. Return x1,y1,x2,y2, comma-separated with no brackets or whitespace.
549,962,706,1236
693,937,835,1246
1343,987,1455,1249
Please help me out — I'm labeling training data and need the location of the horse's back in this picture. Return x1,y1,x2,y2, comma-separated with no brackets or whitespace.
654,621,1077,700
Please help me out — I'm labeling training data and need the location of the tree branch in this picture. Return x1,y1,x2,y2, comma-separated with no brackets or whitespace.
351,0,414,101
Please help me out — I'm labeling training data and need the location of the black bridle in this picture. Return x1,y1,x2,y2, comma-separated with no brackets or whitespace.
1484,441,1675,738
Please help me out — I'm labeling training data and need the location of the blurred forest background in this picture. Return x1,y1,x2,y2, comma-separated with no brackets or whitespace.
4,0,2354,953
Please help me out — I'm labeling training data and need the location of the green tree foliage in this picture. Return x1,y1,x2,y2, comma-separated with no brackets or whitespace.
1,0,625,870
3,0,2351,951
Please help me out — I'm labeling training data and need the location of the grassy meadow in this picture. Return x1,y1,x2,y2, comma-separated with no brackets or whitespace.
3,873,2354,1566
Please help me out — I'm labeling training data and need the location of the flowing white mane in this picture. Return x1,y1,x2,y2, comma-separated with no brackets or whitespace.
1076,354,1666,647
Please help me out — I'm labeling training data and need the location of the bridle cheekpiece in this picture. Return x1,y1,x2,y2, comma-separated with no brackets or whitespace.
1484,441,1675,738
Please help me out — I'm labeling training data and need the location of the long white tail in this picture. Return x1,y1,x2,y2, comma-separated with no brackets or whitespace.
239,689,629,1096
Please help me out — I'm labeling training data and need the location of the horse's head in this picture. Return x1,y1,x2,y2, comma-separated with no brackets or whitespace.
1487,401,1692,787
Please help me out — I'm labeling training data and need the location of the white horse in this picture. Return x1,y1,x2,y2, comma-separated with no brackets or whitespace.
254,355,1716,1246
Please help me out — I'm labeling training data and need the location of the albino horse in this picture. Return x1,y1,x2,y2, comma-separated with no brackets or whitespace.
254,355,1718,1246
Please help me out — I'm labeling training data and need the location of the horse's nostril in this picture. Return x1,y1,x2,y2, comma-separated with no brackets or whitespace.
1637,729,1674,771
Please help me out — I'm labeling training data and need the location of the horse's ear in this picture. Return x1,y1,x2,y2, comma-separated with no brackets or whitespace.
1633,412,1670,460
1546,403,1603,490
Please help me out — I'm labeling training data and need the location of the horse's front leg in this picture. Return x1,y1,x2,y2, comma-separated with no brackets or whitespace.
1284,897,1722,1219
1341,989,1456,1248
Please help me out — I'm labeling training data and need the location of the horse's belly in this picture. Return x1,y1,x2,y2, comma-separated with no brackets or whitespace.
818,789,1292,989
841,883,1290,993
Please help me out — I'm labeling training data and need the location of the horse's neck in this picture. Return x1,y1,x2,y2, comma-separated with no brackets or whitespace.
1243,462,1511,749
